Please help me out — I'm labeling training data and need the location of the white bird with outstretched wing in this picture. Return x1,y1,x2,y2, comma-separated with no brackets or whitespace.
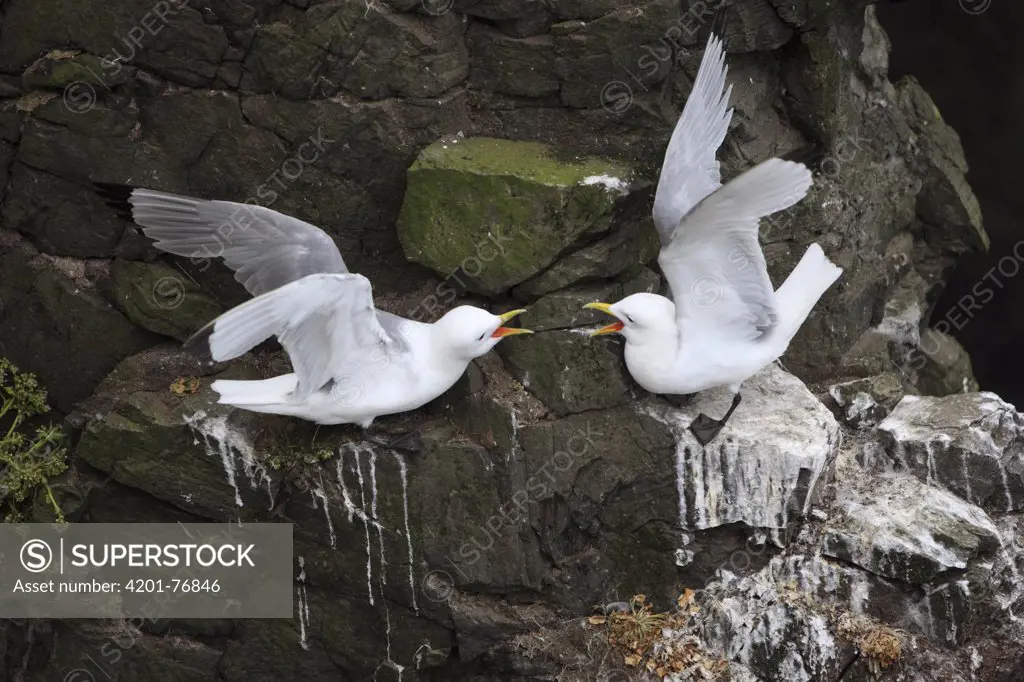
94,183,533,444
582,16,843,447
121,189,349,296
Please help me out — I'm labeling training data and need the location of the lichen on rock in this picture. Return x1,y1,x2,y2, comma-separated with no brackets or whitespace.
821,472,1001,583
643,363,839,545
878,392,1024,512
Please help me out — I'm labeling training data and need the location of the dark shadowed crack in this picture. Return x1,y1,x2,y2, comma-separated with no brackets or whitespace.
235,96,293,149
182,130,219,180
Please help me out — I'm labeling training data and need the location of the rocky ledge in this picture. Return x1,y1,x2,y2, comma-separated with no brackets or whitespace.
25,341,1023,682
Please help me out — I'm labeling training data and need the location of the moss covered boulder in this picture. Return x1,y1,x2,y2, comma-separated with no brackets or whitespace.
397,136,639,295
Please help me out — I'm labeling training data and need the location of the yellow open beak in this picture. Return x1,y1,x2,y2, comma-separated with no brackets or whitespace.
584,302,624,336
491,309,534,338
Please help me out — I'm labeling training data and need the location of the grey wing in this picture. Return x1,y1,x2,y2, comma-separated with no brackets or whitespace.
95,183,346,297
372,310,415,355
659,158,813,343
651,25,733,246
201,273,408,400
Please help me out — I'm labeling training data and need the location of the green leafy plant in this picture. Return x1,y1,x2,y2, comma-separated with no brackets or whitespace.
0,358,67,522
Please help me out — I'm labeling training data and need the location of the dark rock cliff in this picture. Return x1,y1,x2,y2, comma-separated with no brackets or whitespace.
0,0,1020,680
878,0,1024,408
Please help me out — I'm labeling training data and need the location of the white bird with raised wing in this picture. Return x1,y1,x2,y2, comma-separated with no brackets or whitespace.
583,21,843,446
94,183,532,449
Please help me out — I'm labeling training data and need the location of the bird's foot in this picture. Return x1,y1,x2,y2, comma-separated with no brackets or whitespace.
662,393,697,409
689,413,726,446
360,428,424,454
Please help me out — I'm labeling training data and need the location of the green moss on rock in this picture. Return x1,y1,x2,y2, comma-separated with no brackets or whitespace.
397,137,638,295
22,51,134,89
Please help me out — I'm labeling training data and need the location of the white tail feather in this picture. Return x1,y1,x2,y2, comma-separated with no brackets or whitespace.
772,243,842,347
212,375,298,406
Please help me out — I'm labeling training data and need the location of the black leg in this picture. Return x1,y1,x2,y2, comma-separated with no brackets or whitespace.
360,427,424,454
688,393,743,446
661,393,697,409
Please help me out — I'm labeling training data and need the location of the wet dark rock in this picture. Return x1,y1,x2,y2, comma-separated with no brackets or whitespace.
239,23,327,100
466,25,558,98
553,0,680,109
453,0,545,20
517,268,660,332
500,330,633,415
4,100,141,257
242,2,468,100
719,0,794,53
916,328,981,397
0,0,228,86
512,203,660,298
46,621,222,682
0,235,160,413
917,154,987,252
494,9,554,38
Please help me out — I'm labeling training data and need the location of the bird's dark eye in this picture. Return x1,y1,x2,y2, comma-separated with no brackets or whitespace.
478,333,485,341
625,314,635,323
